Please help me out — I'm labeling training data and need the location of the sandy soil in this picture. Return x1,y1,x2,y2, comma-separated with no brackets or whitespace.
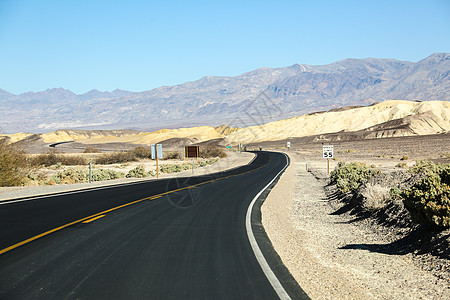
262,151,449,299
252,132,450,174
0,151,254,201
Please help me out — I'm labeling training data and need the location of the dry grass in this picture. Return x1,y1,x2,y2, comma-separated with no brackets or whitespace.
83,147,100,153
361,182,391,211
199,146,227,158
0,140,31,186
131,147,152,159
31,150,87,167
94,147,156,164
164,151,183,160
95,152,137,164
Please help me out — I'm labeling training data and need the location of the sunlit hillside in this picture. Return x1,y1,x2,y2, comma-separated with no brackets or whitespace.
226,100,450,144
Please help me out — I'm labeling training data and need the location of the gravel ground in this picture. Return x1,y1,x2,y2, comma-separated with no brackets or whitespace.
0,151,255,201
262,151,450,300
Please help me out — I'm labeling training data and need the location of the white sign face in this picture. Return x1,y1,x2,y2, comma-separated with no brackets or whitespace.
151,144,163,159
322,145,334,159
287,142,291,148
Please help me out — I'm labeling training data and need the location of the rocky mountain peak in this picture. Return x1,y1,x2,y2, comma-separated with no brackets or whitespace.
417,53,450,66
0,53,448,133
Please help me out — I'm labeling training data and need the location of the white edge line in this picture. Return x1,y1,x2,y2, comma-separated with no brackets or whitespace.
217,152,257,173
245,153,291,300
247,152,258,165
0,180,152,205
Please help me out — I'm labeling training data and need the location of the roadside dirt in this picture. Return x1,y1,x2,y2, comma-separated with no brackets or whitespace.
262,151,449,299
250,132,450,169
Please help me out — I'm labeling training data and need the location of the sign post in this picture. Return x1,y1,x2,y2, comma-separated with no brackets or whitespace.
185,146,200,174
151,144,163,178
287,141,291,150
89,162,92,183
322,145,334,176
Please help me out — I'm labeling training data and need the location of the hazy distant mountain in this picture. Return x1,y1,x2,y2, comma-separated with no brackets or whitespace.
78,89,135,100
1,53,449,133
0,88,14,101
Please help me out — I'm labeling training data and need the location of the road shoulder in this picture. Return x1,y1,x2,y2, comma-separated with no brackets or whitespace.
261,151,449,299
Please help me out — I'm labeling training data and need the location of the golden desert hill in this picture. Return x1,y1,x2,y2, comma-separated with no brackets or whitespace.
1,100,449,147
40,126,224,145
0,125,237,146
225,100,450,144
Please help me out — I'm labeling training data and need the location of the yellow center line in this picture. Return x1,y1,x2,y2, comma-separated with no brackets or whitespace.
82,215,106,223
0,157,270,255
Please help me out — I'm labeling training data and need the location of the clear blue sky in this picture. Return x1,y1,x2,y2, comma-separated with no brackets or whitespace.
0,0,449,94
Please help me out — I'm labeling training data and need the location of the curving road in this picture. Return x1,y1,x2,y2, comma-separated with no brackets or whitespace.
0,152,308,299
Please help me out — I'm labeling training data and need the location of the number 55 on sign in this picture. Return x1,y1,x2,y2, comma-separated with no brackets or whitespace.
323,145,334,176
323,145,334,159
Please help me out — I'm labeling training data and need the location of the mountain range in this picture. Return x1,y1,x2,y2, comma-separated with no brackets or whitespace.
1,53,449,133
2,100,449,154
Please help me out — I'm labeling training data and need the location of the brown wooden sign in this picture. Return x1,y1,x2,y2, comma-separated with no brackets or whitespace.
185,146,199,158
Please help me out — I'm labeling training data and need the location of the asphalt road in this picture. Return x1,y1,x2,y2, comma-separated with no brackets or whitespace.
0,151,308,299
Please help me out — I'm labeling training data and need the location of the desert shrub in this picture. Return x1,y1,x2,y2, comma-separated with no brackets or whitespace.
95,152,137,164
160,163,188,173
61,155,87,165
164,164,182,173
31,151,59,166
31,151,87,166
198,158,219,167
396,163,408,168
0,141,31,186
50,162,63,169
199,146,227,158
360,182,391,211
25,172,48,185
389,186,402,200
51,168,87,184
409,160,442,174
126,165,149,178
165,151,183,160
160,162,197,173
400,155,409,161
50,168,125,184
159,158,219,174
91,169,125,181
206,158,219,165
330,162,381,193
400,161,450,227
132,147,152,159
83,147,100,153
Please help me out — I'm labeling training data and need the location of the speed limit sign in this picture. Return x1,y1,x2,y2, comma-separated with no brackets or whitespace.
322,145,334,159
